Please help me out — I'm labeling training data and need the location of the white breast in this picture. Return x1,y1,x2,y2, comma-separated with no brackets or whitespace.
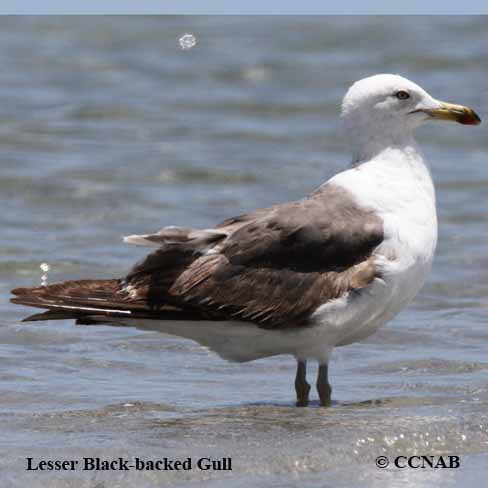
311,148,438,349
334,147,438,265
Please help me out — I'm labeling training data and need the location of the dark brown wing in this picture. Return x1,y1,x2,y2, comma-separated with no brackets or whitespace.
123,183,384,328
11,184,383,328
217,185,382,271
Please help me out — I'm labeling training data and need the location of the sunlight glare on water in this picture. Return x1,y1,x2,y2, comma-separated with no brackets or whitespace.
39,262,50,286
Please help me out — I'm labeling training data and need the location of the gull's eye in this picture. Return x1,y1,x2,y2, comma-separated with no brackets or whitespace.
396,90,410,100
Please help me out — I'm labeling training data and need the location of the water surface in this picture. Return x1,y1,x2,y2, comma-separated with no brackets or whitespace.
1,16,487,487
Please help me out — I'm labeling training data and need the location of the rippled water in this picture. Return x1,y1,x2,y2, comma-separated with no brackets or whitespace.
1,16,487,487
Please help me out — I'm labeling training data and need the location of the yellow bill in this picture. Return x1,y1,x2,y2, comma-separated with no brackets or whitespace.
420,101,481,125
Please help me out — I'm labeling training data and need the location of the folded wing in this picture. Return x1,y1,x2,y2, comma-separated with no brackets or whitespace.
11,184,384,328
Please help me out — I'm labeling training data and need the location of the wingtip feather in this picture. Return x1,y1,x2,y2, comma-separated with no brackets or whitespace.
123,234,160,246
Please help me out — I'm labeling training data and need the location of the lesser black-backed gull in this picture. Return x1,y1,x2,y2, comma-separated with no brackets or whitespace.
11,74,481,406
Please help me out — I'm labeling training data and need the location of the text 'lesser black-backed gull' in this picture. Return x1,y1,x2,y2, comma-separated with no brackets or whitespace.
11,74,481,406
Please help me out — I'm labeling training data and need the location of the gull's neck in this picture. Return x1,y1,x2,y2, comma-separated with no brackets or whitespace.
349,131,421,165
345,129,436,206
342,112,425,165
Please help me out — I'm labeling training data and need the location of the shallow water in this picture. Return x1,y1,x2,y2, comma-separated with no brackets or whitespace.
1,16,487,487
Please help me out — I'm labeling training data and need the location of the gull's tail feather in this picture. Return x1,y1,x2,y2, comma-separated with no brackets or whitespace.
10,279,210,324
10,279,133,322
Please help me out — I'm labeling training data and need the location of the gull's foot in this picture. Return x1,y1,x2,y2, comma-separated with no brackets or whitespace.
317,363,332,407
295,382,311,407
317,383,332,407
319,397,332,407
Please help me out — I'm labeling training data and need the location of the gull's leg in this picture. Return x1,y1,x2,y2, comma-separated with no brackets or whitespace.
317,363,332,407
295,360,311,407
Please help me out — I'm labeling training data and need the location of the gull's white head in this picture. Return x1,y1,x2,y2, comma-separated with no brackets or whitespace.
341,74,481,162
